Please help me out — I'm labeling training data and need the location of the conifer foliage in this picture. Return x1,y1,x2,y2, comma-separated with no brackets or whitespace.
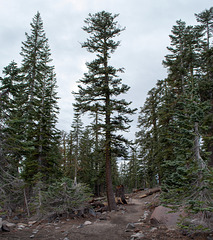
0,12,61,214
136,8,213,216
74,11,136,210
20,12,61,184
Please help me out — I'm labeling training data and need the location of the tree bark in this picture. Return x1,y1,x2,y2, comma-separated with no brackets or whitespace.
104,44,117,211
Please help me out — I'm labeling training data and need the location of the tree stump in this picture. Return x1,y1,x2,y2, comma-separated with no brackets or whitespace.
115,185,127,204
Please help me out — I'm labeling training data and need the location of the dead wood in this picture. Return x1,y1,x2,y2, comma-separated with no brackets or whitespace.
139,187,161,199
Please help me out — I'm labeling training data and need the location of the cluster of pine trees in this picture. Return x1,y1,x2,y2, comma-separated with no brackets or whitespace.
0,12,62,213
135,8,213,213
0,8,212,216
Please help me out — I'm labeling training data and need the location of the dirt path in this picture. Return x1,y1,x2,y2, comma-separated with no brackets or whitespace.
0,192,197,240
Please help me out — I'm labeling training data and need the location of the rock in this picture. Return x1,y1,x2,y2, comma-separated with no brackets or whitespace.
2,223,10,232
17,223,28,230
30,235,35,238
0,218,2,229
126,223,135,232
150,206,186,228
150,227,158,232
77,224,84,228
1,220,16,231
130,232,145,239
0,215,7,221
28,221,37,226
99,216,107,220
4,222,16,228
13,216,19,221
32,229,39,234
88,208,96,217
139,211,150,222
84,220,92,226
126,223,135,229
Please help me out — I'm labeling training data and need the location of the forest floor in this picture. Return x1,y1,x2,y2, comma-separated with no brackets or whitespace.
0,190,211,240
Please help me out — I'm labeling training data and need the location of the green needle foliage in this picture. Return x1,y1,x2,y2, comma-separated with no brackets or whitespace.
20,12,61,185
73,11,136,210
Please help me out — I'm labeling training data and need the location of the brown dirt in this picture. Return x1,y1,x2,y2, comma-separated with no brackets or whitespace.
0,191,211,240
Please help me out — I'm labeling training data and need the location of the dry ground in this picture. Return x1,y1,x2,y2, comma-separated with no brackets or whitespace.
0,190,211,240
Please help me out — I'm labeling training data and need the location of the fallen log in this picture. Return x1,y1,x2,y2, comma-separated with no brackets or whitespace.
139,187,161,199
133,188,144,193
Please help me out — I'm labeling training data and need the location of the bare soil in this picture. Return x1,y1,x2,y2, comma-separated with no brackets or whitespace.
0,191,211,240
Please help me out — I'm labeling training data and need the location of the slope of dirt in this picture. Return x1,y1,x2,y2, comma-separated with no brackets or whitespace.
0,190,211,240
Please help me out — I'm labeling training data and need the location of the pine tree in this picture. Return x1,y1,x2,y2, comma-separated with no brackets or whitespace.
0,61,26,176
20,12,61,184
136,82,163,188
70,111,83,184
195,8,213,167
0,61,27,213
74,11,136,210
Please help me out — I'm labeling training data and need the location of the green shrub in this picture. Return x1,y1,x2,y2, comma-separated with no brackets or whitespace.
38,177,92,215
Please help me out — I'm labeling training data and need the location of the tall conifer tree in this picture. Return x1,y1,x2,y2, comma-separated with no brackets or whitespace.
74,11,136,210
20,12,61,184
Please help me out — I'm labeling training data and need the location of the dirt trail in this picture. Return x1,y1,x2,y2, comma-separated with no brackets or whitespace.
0,192,197,240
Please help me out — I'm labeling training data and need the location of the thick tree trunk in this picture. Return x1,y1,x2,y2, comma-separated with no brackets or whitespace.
105,138,117,211
104,43,117,211
105,103,117,210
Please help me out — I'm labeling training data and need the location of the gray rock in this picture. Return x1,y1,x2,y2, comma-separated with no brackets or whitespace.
13,216,19,221
126,223,135,230
130,232,145,239
77,224,84,228
84,220,92,226
5,222,16,228
2,223,10,232
89,208,96,217
99,216,107,220
0,215,7,221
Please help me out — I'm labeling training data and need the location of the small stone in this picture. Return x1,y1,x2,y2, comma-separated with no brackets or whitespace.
126,223,135,230
84,221,92,226
99,216,107,220
77,224,84,228
32,229,39,234
130,232,145,239
17,223,28,229
89,208,96,217
13,216,19,221
64,238,69,240
150,227,157,232
30,235,35,238
28,221,37,226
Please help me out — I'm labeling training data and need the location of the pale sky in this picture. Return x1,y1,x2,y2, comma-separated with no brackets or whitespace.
0,0,212,140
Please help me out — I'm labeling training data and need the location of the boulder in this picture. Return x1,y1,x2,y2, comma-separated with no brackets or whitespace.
150,206,186,228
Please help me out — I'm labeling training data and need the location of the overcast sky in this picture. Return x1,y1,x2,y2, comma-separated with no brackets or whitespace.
0,0,212,140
